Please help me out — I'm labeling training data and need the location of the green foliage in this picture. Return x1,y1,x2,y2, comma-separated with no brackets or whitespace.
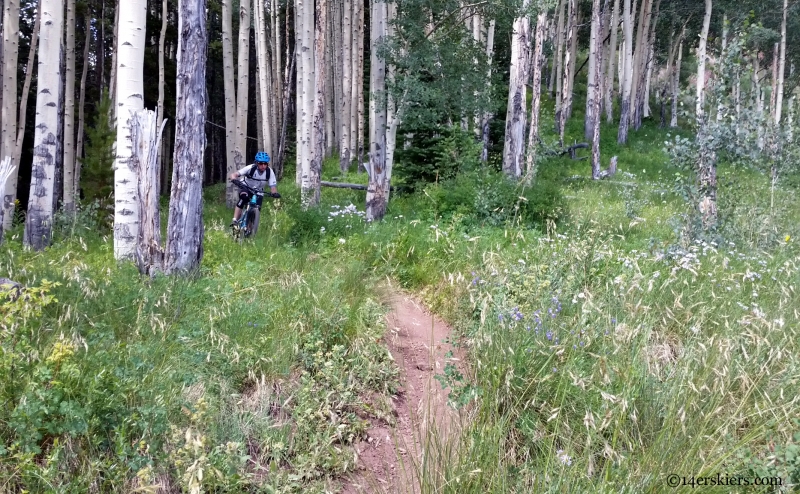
80,91,115,217
421,169,567,227
394,125,483,191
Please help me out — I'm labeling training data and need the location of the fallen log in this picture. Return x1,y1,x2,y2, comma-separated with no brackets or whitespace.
0,277,23,301
321,181,396,191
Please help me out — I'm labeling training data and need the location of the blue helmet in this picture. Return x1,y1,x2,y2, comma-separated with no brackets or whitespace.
255,151,270,163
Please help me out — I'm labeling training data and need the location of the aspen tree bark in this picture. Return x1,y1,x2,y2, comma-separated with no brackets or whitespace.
770,42,779,118
0,157,11,243
222,0,237,205
670,35,682,128
1,0,19,231
633,0,655,129
255,0,272,155
564,0,578,120
629,0,648,126
13,3,38,172
553,0,566,122
63,0,76,212
585,0,602,140
525,11,547,180
304,0,326,208
157,0,167,141
502,0,530,177
642,1,659,121
339,0,352,172
234,0,251,170
559,0,575,146
696,0,712,122
591,0,606,179
296,0,314,186
324,0,334,156
356,0,366,167
24,0,63,251
605,0,620,123
165,0,207,274
131,110,164,276
331,0,341,154
774,0,787,125
75,11,90,198
384,1,399,179
617,0,633,143
366,0,388,221
481,18,496,163
349,0,361,166
113,0,147,260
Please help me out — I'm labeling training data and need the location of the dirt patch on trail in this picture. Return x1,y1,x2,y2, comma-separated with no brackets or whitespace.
340,289,466,494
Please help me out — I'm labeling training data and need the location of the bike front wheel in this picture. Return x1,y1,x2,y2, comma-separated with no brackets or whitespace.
244,208,260,238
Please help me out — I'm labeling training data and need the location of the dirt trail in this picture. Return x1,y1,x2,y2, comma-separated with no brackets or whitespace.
341,289,465,494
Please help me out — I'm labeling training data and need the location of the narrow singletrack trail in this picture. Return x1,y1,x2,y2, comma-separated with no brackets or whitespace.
341,288,466,494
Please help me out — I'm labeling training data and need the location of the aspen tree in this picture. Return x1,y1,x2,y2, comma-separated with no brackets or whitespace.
1,0,19,231
63,0,76,212
696,0,712,122
366,0,388,221
222,0,236,205
605,0,620,123
255,0,272,155
632,0,654,129
590,0,606,179
617,0,633,143
670,34,683,128
502,0,530,177
774,0,787,125
234,0,251,171
349,0,361,166
526,10,547,180
165,0,207,274
564,0,578,120
585,0,602,139
304,0,326,208
113,0,147,259
481,18,496,163
296,0,314,186
109,2,119,117
339,0,352,172
553,0,565,125
355,0,366,167
559,0,575,146
13,3,39,177
642,0,660,122
24,0,63,251
75,11,91,198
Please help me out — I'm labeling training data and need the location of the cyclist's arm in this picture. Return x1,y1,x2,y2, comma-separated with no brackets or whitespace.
270,186,278,194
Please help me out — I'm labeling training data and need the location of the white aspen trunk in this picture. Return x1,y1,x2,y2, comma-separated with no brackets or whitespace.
222,0,237,205
296,0,313,186
384,1,399,181
553,0,566,126
13,3,38,172
75,10,90,199
366,0,387,221
605,0,620,123
24,0,63,251
165,0,207,274
272,0,282,141
63,0,76,211
564,0,578,119
349,0,361,166
629,0,648,125
304,0,325,208
617,0,633,143
775,0,787,125
525,11,547,180
234,0,251,171
331,0,341,155
1,0,19,231
339,0,352,172
696,0,712,123
157,0,168,134
770,42,779,119
591,0,606,179
502,0,530,177
255,0,272,155
114,0,147,260
356,0,366,167
585,0,601,140
559,0,575,146
671,36,682,128
480,18,495,163
717,14,727,123
634,0,656,129
324,0,334,156
0,157,12,242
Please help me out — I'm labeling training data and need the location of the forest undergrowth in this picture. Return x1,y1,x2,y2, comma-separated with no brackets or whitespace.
2,122,800,492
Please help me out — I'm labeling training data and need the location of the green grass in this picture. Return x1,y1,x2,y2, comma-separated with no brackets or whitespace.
2,126,800,493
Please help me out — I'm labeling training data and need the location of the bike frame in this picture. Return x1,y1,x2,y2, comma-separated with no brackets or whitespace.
230,180,265,240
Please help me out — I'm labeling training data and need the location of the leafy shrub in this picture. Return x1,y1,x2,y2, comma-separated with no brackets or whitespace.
394,125,483,192
422,169,567,227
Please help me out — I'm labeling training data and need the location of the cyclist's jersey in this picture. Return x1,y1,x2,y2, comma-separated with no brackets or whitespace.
237,164,277,192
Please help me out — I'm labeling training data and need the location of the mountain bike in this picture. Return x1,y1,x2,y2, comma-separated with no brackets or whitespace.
230,179,274,241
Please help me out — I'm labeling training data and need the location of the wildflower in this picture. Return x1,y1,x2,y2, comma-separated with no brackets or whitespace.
339,238,346,244
556,449,572,466
546,331,553,341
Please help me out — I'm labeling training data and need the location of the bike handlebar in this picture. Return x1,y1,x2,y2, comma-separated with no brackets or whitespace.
230,179,281,198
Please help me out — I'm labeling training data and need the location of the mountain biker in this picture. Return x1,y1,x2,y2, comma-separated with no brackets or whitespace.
229,151,281,226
